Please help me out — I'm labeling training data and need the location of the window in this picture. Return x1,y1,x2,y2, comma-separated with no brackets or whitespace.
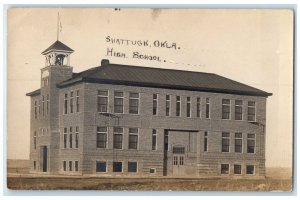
96,161,107,172
63,128,67,148
76,90,80,112
114,91,124,113
69,127,73,148
98,90,108,113
176,96,181,116
129,92,139,114
152,129,157,150
69,161,72,171
33,161,36,170
235,133,243,153
206,98,210,118
63,161,67,171
113,127,123,149
164,132,169,151
222,132,230,152
196,97,201,118
150,168,156,173
222,99,230,119
128,128,138,149
33,131,37,150
38,100,41,116
187,97,191,117
75,161,79,172
173,156,178,165
247,133,255,153
113,162,122,172
179,156,184,165
42,95,45,117
234,164,242,174
34,101,38,119
41,128,44,136
96,127,107,148
153,94,158,115
128,162,137,172
221,164,229,174
235,100,243,120
166,95,170,116
46,94,49,115
64,93,68,114
75,126,79,148
204,131,208,152
173,147,185,154
248,101,256,121
246,165,255,174
70,91,74,113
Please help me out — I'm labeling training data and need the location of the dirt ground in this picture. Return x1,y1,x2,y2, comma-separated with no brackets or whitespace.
6,176,292,191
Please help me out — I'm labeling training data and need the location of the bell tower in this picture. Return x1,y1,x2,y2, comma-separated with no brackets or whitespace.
41,40,74,66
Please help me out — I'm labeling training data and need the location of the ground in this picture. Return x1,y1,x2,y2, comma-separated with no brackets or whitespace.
7,176,292,191
6,160,293,191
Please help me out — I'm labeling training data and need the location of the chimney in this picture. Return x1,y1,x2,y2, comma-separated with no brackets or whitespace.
101,59,110,66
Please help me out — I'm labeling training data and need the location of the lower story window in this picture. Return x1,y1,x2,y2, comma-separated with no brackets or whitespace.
63,161,67,171
128,162,137,172
221,164,229,174
96,161,107,172
69,161,72,171
113,162,122,172
234,164,242,174
75,161,79,172
33,161,36,170
246,165,255,175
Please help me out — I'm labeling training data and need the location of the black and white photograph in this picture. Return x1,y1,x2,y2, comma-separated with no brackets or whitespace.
5,7,293,192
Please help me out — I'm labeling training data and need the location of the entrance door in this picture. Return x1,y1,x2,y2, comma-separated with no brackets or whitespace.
42,146,48,172
172,146,185,176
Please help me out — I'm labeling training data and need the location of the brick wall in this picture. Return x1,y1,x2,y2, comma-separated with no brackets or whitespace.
57,82,267,177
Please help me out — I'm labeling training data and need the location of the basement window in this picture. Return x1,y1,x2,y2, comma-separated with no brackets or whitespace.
150,168,156,174
113,162,123,172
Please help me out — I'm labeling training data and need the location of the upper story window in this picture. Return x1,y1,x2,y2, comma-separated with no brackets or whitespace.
113,127,123,149
205,98,210,118
235,100,243,120
235,132,243,153
153,94,158,115
64,93,68,114
247,133,255,153
97,90,108,113
186,97,191,117
33,131,37,150
128,128,138,150
34,101,38,120
46,94,49,115
176,96,181,116
75,126,79,149
196,97,201,118
247,101,256,122
129,93,139,114
166,95,170,116
70,91,74,114
42,95,45,117
63,128,67,149
221,132,230,152
97,127,107,148
222,99,230,119
114,91,124,113
152,129,157,150
69,127,73,148
76,90,80,112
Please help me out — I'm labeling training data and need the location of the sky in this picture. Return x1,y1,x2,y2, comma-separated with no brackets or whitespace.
7,8,293,168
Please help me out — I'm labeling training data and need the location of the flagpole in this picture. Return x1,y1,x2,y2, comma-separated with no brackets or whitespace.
57,12,59,41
